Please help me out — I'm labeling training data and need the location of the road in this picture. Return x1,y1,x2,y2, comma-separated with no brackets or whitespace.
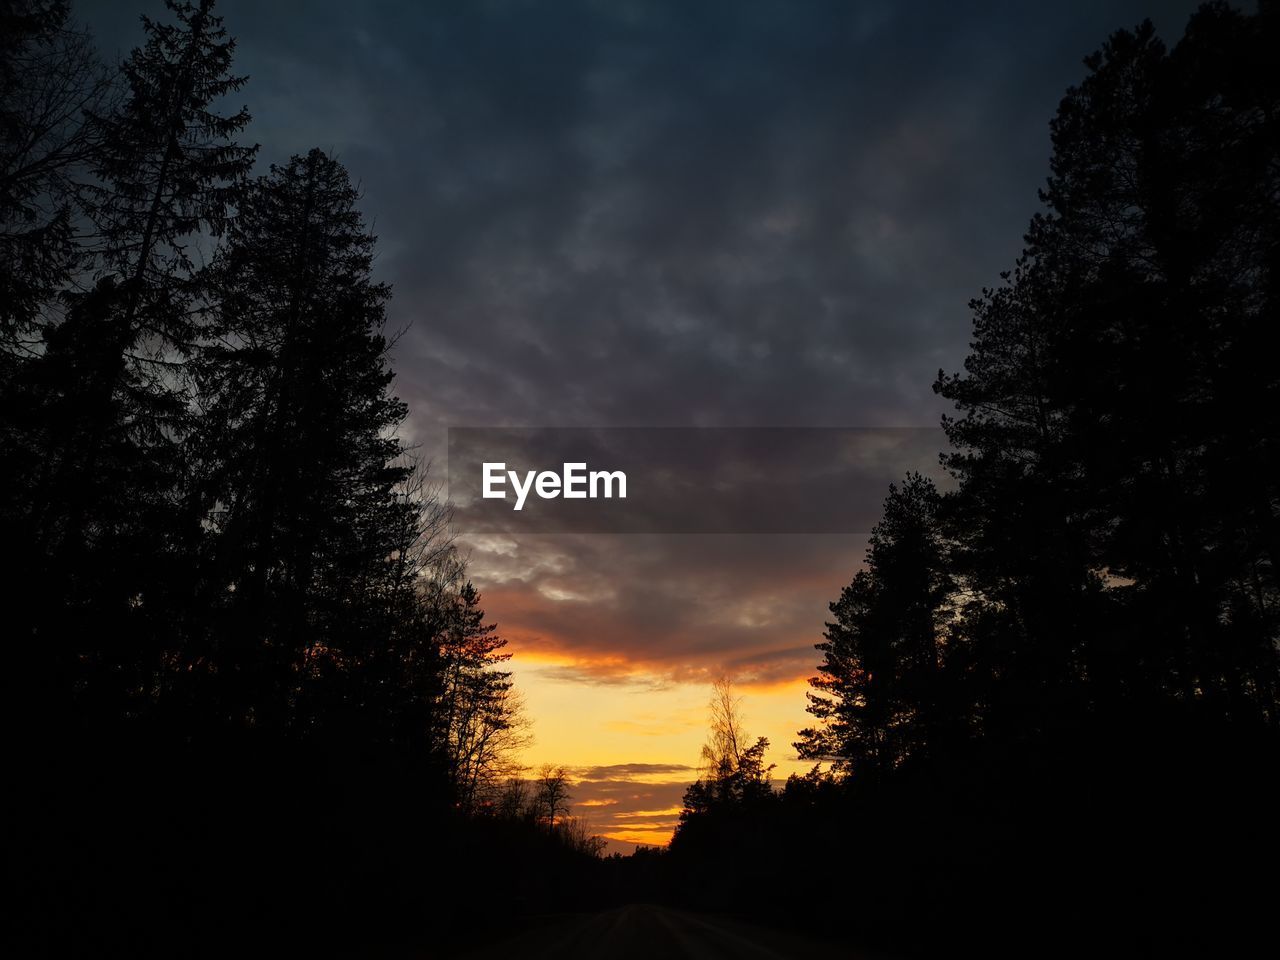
459,903,863,959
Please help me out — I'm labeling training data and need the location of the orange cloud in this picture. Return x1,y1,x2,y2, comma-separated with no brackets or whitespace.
460,531,867,686
462,533,857,851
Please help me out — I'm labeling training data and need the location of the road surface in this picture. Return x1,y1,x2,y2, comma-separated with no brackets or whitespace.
459,903,864,959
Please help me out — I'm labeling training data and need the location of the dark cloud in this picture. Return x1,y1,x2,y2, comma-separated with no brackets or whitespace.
575,763,694,781
467,531,867,684
567,773,691,850
82,0,1206,433
78,0,1208,792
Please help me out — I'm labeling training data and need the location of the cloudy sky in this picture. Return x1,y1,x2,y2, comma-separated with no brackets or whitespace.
87,0,1206,849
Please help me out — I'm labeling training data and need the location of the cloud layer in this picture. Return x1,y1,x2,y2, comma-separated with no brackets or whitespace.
83,0,1208,838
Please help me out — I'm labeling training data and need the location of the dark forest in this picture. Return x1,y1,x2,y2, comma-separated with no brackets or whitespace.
2,1,1278,957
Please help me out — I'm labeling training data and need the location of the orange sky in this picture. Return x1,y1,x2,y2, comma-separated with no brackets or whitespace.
511,650,817,848
460,531,864,850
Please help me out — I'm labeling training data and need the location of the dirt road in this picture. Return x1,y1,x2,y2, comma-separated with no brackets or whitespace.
459,903,859,958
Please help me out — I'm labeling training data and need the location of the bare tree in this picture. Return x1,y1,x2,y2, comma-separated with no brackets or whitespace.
534,764,572,830
560,816,607,857
700,675,748,780
422,558,532,812
679,675,775,820
496,775,530,821
454,685,533,812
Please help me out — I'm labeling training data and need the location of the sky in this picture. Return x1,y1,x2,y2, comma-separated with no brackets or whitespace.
84,0,1207,851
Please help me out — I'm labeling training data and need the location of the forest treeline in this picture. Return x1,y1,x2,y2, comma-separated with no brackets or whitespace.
5,0,1280,955
1,2,606,954
667,4,1280,956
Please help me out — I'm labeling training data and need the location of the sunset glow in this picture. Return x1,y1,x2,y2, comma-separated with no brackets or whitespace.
14,0,1267,953
489,635,819,848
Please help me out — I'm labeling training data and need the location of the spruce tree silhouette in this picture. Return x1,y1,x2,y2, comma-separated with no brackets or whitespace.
189,148,414,735
672,6,1280,956
1,5,604,956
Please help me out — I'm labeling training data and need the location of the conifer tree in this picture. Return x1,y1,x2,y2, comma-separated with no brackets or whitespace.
796,475,952,778
0,0,112,347
935,4,1280,725
191,148,419,732
85,0,254,340
2,0,254,718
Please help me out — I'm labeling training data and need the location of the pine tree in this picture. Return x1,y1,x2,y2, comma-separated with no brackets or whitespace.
190,148,419,733
933,257,1110,736
0,0,112,348
1031,3,1280,720
796,475,953,779
935,3,1280,726
1,0,254,719
85,0,255,340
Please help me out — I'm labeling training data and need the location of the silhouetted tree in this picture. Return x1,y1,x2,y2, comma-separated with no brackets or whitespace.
188,148,422,734
931,254,1111,739
0,0,112,345
935,2,1280,729
699,676,747,775
776,7,1280,953
429,573,529,810
558,816,608,857
2,4,608,955
85,0,254,337
535,764,572,829
496,775,530,821
796,475,954,780
1,0,254,720
677,676,774,833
